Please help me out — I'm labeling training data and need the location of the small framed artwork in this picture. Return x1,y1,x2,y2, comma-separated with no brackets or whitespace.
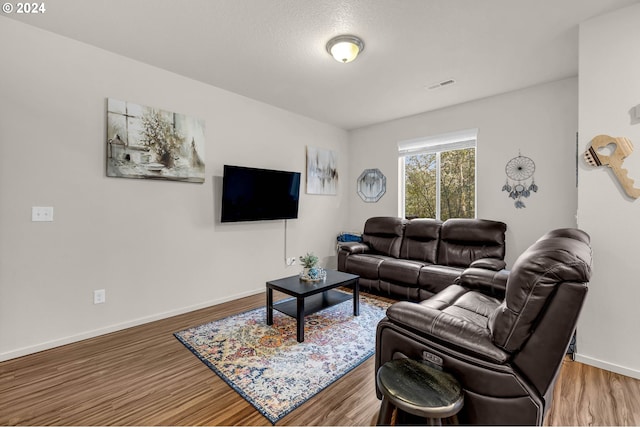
106,98,205,183
306,146,338,195
357,168,386,202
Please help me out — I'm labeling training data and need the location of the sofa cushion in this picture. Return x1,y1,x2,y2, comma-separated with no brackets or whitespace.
379,259,424,286
386,285,508,363
344,254,390,280
362,217,406,258
418,264,462,294
437,219,507,267
399,218,442,263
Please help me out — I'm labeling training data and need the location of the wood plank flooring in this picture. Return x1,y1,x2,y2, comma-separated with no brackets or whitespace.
1,292,639,426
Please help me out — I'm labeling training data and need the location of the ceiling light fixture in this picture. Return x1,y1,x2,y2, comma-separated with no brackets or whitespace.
326,35,365,63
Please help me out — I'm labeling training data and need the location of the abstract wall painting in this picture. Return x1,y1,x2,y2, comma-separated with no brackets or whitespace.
306,146,338,195
106,98,205,183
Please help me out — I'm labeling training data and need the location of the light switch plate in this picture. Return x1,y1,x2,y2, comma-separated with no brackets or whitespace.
32,206,54,222
94,289,106,304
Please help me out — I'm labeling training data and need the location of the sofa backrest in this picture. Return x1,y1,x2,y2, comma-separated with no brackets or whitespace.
437,219,507,267
399,219,443,263
363,217,406,258
488,228,592,353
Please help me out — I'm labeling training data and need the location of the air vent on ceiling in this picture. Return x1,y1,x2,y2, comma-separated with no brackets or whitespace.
426,79,456,90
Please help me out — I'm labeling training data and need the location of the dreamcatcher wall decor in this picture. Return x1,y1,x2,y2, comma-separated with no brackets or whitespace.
501,153,538,208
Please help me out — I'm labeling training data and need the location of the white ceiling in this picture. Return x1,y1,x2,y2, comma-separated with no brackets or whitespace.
7,0,639,130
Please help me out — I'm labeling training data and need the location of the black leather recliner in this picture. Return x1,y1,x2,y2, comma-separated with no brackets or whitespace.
375,228,592,425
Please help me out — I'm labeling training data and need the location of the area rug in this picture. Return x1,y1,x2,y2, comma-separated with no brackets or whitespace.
174,292,391,424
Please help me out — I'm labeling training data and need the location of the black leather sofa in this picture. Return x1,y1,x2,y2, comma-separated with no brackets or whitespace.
337,217,507,301
375,228,592,425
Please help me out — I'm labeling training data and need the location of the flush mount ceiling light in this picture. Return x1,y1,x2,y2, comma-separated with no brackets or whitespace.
326,35,365,63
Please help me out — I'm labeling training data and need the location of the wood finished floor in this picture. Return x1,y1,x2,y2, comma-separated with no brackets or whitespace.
1,291,639,426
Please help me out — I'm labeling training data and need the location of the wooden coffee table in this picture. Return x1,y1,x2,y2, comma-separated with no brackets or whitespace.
266,269,360,342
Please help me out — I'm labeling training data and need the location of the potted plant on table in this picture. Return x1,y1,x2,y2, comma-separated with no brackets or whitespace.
299,252,323,281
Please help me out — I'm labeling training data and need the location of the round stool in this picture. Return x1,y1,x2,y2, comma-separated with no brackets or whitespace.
376,358,464,426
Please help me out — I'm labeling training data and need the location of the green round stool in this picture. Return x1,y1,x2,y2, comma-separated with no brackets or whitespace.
376,358,464,426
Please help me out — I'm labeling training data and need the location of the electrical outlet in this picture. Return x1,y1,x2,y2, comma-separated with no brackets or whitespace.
94,289,106,304
286,257,297,266
32,206,54,222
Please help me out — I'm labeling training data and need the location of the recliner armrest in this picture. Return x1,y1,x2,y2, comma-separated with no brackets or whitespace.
338,241,370,254
470,258,506,271
385,301,509,364
458,267,509,299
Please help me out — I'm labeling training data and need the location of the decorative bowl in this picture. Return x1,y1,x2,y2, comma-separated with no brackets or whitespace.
300,267,327,282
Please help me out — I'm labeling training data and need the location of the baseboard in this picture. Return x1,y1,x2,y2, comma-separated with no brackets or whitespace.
574,353,640,380
0,288,264,362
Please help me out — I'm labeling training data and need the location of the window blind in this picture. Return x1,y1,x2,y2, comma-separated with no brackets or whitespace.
398,128,478,156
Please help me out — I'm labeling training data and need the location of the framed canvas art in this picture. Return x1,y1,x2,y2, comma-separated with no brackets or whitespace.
106,98,205,183
306,146,338,195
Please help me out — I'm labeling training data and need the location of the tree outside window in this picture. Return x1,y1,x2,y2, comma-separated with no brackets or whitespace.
400,132,476,220
404,153,437,218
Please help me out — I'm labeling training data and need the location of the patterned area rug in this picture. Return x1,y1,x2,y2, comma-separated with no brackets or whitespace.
174,292,391,424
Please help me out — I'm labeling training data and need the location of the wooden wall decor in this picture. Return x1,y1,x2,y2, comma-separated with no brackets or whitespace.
584,134,640,199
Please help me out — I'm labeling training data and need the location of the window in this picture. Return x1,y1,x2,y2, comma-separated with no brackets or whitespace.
399,129,477,220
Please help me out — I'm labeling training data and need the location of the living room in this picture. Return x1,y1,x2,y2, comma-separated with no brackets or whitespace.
1,0,640,425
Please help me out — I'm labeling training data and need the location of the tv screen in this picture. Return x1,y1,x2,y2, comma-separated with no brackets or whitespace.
221,165,301,222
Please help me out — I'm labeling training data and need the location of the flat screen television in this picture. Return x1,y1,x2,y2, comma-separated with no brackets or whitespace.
221,165,301,222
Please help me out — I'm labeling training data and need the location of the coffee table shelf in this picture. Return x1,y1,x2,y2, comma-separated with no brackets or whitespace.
273,290,352,318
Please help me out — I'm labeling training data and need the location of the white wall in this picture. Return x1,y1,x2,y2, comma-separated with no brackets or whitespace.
576,3,640,379
0,18,349,361
348,78,579,267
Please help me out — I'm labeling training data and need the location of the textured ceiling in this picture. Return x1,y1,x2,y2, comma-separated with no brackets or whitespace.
6,0,639,129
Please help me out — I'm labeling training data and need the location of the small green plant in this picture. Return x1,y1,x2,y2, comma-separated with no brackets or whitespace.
299,252,319,268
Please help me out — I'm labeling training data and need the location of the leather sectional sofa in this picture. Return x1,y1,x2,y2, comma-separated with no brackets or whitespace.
337,216,507,301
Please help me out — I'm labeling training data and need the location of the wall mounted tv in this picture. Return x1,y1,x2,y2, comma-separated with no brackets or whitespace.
221,165,301,222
